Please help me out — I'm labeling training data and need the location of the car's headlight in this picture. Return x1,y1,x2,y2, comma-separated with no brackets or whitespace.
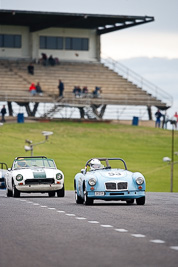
16,174,23,181
136,177,144,185
88,178,96,186
56,173,63,180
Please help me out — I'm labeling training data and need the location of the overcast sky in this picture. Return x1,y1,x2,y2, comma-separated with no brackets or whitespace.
1,0,178,117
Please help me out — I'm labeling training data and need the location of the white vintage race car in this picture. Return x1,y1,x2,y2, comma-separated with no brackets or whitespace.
5,156,64,198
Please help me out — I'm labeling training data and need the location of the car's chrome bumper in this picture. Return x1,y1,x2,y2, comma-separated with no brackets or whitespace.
87,190,145,199
16,183,63,192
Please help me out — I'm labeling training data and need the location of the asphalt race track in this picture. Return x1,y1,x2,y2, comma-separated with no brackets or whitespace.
0,190,178,267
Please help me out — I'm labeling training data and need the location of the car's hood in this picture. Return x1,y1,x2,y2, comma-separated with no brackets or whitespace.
89,169,132,180
11,167,60,179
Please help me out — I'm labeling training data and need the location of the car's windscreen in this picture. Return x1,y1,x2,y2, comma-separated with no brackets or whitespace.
89,159,127,171
13,158,56,169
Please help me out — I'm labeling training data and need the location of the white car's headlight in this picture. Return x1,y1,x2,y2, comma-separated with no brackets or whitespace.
136,177,144,185
16,174,23,181
56,173,63,180
88,178,96,186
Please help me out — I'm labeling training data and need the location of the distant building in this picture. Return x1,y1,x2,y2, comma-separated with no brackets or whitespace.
0,10,154,62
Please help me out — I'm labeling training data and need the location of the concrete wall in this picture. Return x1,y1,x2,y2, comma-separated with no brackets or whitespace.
0,25,100,62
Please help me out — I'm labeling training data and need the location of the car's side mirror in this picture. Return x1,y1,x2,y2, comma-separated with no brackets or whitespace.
8,168,11,171
81,169,85,174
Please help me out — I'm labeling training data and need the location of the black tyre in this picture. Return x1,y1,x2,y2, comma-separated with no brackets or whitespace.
12,183,20,198
136,196,145,205
57,185,65,197
75,191,83,204
6,188,13,197
126,199,134,205
83,191,93,205
48,191,55,197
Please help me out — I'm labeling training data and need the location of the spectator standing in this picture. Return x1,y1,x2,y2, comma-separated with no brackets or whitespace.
58,80,64,98
155,109,162,128
41,53,48,66
174,112,178,129
29,83,37,96
48,55,55,66
1,105,7,122
36,82,43,96
27,63,34,75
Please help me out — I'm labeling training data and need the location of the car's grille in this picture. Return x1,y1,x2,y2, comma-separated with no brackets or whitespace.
25,178,55,185
105,182,128,191
105,182,116,190
118,182,127,190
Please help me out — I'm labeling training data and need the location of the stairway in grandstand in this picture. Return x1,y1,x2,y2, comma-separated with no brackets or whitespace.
0,59,172,119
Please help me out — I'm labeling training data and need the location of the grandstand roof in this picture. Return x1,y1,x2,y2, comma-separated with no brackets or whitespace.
0,9,154,35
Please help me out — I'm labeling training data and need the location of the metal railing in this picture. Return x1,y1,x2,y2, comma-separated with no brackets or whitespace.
101,56,173,108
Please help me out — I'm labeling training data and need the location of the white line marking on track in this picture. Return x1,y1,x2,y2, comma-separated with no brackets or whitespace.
75,217,87,220
115,229,128,232
131,234,146,238
3,198,178,252
100,225,113,228
56,210,65,213
150,239,165,244
170,246,178,251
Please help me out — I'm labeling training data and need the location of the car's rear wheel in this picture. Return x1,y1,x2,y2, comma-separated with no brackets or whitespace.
126,199,134,205
48,191,55,197
75,191,83,204
57,185,65,197
12,183,20,198
136,196,145,205
83,191,93,205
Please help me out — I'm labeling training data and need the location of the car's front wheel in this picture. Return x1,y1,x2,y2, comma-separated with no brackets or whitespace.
126,199,134,205
6,187,13,197
48,191,55,197
75,191,83,204
57,185,65,197
83,191,93,205
12,183,20,198
136,196,145,205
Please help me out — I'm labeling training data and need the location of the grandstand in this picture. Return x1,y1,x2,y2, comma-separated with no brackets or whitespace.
0,9,173,121
0,59,172,120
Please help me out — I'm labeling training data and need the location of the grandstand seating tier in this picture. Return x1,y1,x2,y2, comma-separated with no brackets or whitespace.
0,60,166,109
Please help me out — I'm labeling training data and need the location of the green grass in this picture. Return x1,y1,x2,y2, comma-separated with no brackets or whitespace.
0,121,178,192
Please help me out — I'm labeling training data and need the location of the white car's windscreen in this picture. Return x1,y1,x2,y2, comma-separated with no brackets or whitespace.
13,158,56,169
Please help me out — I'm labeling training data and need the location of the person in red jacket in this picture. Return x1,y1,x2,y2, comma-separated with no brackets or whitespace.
29,83,37,96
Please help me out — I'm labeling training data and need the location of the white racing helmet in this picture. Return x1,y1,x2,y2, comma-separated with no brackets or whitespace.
90,158,102,170
17,160,27,167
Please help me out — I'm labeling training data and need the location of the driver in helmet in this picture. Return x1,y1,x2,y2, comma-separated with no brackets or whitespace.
17,160,28,168
90,158,102,170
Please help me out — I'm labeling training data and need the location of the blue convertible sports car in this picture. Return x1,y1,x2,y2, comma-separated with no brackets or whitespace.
74,158,146,205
